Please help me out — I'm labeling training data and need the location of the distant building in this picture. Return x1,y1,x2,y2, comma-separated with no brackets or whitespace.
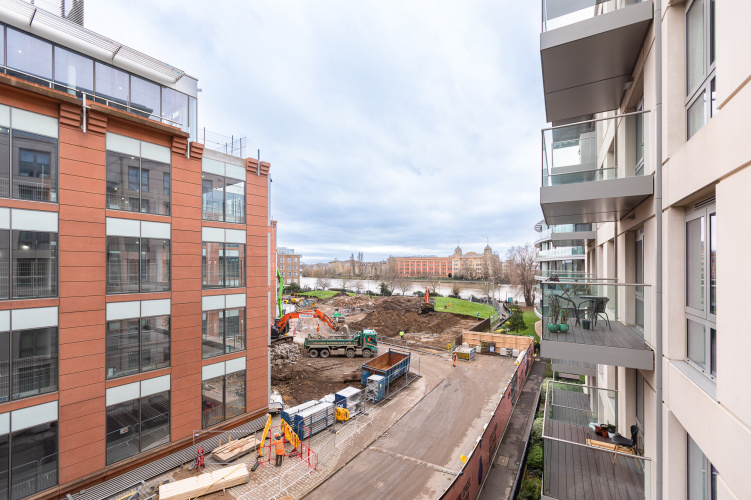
389,245,501,279
278,247,301,285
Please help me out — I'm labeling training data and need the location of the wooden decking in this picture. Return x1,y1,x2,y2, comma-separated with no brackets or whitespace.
543,420,645,500
542,319,651,351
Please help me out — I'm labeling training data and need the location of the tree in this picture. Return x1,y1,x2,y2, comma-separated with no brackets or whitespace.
378,282,392,296
284,282,301,294
427,276,440,295
339,275,352,292
451,282,463,298
316,277,331,290
353,280,364,294
395,278,411,296
383,259,399,292
507,302,527,333
506,243,537,306
458,259,473,279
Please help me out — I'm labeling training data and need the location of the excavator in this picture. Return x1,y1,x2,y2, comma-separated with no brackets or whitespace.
271,309,340,344
419,286,435,314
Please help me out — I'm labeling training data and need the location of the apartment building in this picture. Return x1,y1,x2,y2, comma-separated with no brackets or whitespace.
0,2,271,498
277,247,301,286
533,221,590,279
388,245,501,279
536,1,749,499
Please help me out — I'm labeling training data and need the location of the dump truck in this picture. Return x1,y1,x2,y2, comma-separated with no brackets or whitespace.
304,329,378,358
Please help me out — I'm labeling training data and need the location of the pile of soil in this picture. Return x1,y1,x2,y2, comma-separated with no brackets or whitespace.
349,309,464,337
271,357,363,407
375,295,421,311
323,291,349,302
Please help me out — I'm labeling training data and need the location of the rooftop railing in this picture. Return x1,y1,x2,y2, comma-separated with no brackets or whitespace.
542,0,647,32
542,110,650,188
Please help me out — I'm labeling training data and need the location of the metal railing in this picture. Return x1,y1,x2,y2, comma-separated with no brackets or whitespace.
542,0,647,32
201,129,247,158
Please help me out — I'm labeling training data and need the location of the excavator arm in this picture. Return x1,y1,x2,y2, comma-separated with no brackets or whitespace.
272,309,337,339
276,268,284,318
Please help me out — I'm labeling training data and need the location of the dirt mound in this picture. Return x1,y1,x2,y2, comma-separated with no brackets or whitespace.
374,295,421,311
271,357,363,406
350,310,464,337
323,291,349,302
328,294,374,308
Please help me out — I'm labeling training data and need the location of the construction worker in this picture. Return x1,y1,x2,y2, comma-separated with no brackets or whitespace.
316,323,320,334
273,433,285,467
399,330,405,343
476,312,480,320
452,351,457,367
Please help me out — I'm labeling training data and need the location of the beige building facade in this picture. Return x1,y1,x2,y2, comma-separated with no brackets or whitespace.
536,1,749,499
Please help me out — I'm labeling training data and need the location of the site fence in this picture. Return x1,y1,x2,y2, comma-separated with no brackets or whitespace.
437,338,535,499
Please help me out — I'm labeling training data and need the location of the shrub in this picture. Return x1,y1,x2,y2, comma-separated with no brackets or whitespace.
531,417,543,444
527,443,544,475
517,476,542,500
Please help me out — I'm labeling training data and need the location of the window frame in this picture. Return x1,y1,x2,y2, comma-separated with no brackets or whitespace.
201,307,246,359
684,200,716,381
0,326,58,403
685,0,716,140
105,390,170,465
105,314,170,379
687,434,718,500
106,236,171,294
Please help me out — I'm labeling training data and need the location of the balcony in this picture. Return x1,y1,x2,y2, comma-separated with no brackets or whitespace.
542,380,651,500
540,0,653,122
540,112,653,225
538,246,586,260
539,281,653,370
535,222,597,248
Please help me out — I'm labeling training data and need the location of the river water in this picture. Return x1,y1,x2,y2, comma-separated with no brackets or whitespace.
299,277,517,302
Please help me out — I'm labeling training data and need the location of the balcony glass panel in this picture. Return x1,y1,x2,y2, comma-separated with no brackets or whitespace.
94,62,129,110
538,246,585,259
53,46,93,97
130,76,161,121
6,28,52,85
542,0,647,32
542,111,650,187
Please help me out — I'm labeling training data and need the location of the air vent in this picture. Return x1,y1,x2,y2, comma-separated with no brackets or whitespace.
694,195,716,210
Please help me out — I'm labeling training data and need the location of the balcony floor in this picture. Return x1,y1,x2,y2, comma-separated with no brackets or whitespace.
544,420,645,500
541,319,653,370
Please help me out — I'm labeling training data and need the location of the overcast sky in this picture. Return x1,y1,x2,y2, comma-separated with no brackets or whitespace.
87,1,545,264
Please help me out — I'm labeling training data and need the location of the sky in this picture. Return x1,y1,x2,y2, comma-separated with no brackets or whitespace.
86,1,545,264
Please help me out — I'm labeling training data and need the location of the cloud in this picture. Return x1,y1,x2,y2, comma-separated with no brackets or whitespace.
86,0,545,263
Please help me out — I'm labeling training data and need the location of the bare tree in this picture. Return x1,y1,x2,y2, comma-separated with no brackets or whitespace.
384,259,400,292
339,275,352,292
353,280,364,294
451,282,463,298
395,278,411,296
427,276,440,295
318,277,331,290
506,243,537,306
458,259,473,279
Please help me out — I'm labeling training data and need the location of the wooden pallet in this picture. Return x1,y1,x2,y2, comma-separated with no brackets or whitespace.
211,435,259,462
159,465,249,500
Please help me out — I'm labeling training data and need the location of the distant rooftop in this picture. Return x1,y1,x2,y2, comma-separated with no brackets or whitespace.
278,247,297,255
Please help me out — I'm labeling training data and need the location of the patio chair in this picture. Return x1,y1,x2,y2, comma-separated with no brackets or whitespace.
612,425,642,470
590,297,611,330
559,296,585,326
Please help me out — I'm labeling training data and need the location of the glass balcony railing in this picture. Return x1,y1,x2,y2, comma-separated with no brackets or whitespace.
535,270,595,281
542,380,651,500
542,0,648,33
542,111,650,188
540,281,653,348
538,247,586,259
535,224,595,244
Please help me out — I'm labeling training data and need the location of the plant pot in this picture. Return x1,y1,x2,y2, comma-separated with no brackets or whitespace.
558,323,569,333
547,323,560,333
582,319,591,330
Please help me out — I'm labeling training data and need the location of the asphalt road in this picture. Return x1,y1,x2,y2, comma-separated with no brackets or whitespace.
306,354,517,500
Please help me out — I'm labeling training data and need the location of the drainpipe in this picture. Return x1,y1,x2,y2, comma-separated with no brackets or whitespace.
654,0,664,498
265,152,272,409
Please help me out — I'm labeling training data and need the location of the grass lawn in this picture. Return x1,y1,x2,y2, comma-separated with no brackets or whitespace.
433,297,495,319
501,306,540,343
299,290,357,299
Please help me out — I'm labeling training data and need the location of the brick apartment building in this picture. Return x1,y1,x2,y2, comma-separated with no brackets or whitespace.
277,247,301,286
0,2,271,498
389,245,502,279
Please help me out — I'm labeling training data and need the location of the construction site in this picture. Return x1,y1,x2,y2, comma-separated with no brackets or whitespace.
92,293,537,500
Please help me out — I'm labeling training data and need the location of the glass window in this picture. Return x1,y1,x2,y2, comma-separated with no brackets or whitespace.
225,177,245,224
709,213,716,315
106,152,140,212
130,76,160,121
225,370,245,421
140,238,170,293
225,308,245,354
224,243,245,288
0,230,9,300
189,96,197,142
686,319,706,369
202,375,224,428
94,62,129,109
162,87,188,132
141,316,170,373
11,131,58,203
105,318,140,379
0,433,8,500
105,399,139,465
202,242,224,288
0,332,8,402
687,92,706,140
53,46,93,97
140,159,169,216
106,236,140,294
6,28,52,84
12,231,57,299
687,435,717,500
685,216,704,311
10,421,58,498
686,0,705,95
202,310,224,359
10,327,57,400
0,128,9,199
140,391,170,452
685,0,716,139
201,172,224,221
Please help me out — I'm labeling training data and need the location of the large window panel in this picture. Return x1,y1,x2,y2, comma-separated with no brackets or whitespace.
685,216,704,311
53,46,93,97
140,238,170,293
685,0,716,139
686,319,706,370
0,434,8,500
0,230,9,300
687,91,706,140
140,391,170,452
0,332,8,403
225,370,245,420
0,128,9,199
202,310,225,359
11,328,58,400
686,0,705,95
130,76,160,121
202,375,224,429
12,231,57,299
225,308,245,354
224,243,245,288
140,159,170,216
106,152,140,212
11,130,58,203
106,236,140,294
10,421,57,499
94,62,129,110
6,28,52,85
202,242,224,288
105,399,139,465
162,88,188,132
201,173,224,221
141,316,170,372
105,319,140,379
225,177,245,224
709,212,716,315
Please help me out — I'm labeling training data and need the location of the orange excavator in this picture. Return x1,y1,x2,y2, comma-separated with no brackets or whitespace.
419,286,435,314
271,309,339,345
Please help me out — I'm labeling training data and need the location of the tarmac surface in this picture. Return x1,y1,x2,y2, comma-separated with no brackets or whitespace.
306,354,518,500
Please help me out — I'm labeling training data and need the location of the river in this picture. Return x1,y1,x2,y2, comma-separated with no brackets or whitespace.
299,276,517,302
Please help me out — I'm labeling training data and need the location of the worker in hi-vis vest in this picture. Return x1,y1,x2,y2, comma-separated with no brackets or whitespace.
399,330,405,343
273,433,285,467
453,351,457,367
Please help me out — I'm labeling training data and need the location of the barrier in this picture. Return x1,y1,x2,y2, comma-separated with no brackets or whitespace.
438,338,535,499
